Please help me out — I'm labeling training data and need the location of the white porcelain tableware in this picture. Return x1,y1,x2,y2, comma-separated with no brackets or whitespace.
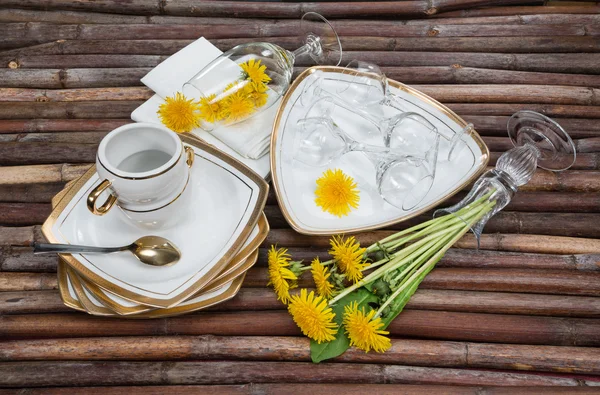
45,134,268,308
75,215,268,315
271,66,490,235
88,122,194,228
58,261,245,318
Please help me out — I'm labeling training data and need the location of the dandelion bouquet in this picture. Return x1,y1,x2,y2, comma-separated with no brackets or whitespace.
267,111,576,362
270,194,495,362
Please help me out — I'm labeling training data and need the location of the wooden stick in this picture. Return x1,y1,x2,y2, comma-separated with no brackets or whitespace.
1,385,598,395
6,64,595,90
381,66,600,87
0,272,56,292
0,119,130,133
2,335,600,377
4,37,598,70
440,248,600,271
0,131,109,144
463,116,600,138
0,101,141,119
433,5,600,18
486,137,600,154
0,87,152,102
0,203,50,226
0,163,90,184
242,266,600,296
0,359,591,388
0,142,97,166
0,87,151,102
166,0,546,18
1,310,599,346
1,22,590,42
490,152,599,170
412,85,600,105
0,0,160,15
13,54,167,69
4,286,600,318
0,246,59,272
447,103,600,118
0,0,554,18
456,233,600,254
0,69,149,89
9,51,600,75
2,9,599,26
262,230,600,254
256,247,600,272
329,52,600,74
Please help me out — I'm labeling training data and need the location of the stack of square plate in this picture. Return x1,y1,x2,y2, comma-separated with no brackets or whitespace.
42,134,269,318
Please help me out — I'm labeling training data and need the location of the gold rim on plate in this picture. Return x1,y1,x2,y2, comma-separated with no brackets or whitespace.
270,66,490,235
63,259,247,319
43,133,269,308
75,213,268,314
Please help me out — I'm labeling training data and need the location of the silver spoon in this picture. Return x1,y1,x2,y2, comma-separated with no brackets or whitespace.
32,236,181,266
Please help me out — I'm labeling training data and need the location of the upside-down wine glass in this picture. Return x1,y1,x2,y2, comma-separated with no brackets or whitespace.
294,114,440,210
182,12,342,132
435,110,577,246
305,60,474,161
303,96,439,155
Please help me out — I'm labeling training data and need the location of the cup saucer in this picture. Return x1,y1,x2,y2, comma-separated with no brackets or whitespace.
44,134,268,308
58,260,244,318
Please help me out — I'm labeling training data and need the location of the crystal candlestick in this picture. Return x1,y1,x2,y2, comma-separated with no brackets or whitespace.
435,111,576,246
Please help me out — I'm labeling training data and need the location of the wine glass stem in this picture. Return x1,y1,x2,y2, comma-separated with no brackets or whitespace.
387,95,409,112
291,34,322,62
351,142,390,155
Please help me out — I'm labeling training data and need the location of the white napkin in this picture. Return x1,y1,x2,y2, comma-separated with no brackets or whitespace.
131,37,271,178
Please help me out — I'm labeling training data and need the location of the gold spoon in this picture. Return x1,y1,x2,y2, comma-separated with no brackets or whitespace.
32,236,181,266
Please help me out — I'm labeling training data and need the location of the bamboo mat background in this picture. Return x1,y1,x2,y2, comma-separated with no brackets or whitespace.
1,1,600,393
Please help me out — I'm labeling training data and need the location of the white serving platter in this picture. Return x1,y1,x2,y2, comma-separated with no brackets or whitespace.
271,66,489,235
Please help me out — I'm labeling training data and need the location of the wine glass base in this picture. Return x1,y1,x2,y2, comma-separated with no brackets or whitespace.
299,12,343,66
507,110,576,171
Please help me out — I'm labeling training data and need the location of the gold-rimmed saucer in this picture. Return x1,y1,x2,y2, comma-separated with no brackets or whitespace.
43,134,268,308
75,216,267,315
52,177,267,316
59,260,247,319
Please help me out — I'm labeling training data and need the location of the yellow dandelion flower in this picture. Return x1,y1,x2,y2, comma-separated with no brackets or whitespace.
219,90,255,123
329,235,368,283
245,81,269,108
288,288,338,343
267,246,297,304
157,92,201,133
224,80,240,93
311,258,335,300
240,59,271,84
198,93,223,124
314,169,360,218
343,301,391,353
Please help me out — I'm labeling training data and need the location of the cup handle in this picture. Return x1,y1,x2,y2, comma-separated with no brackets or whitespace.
185,146,195,168
87,179,117,216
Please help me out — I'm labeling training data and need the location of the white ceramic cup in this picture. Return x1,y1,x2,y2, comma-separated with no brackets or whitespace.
87,123,194,225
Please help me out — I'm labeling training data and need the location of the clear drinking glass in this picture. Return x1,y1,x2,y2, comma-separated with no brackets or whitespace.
294,113,440,210
303,61,473,161
304,96,439,154
435,110,576,245
183,12,342,131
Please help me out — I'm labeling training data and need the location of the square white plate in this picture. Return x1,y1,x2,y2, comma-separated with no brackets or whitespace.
271,66,489,235
44,134,268,308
